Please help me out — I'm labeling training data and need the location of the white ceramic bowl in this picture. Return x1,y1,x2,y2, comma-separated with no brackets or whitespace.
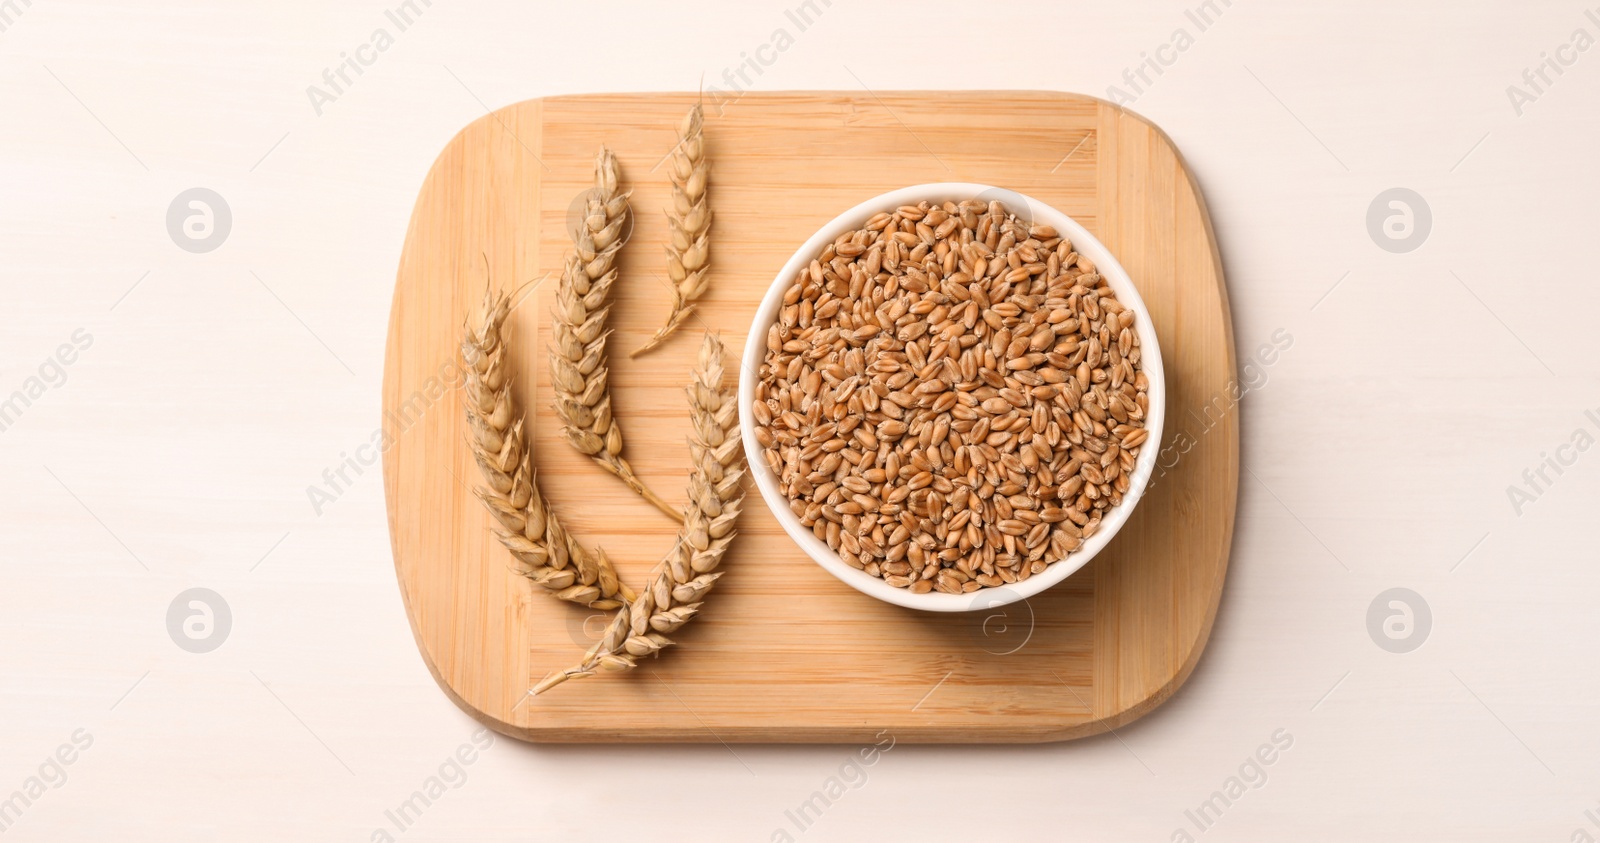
738,184,1165,612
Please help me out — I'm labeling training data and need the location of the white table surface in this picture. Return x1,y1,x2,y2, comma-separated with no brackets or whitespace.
3,1,1597,839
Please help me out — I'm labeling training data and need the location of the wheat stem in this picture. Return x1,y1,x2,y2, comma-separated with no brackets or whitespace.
632,105,711,357
551,146,683,524
534,332,744,694
462,288,634,609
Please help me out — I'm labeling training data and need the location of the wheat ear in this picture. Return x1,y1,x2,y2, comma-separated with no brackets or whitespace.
463,288,634,610
632,105,711,357
550,146,682,523
533,332,744,694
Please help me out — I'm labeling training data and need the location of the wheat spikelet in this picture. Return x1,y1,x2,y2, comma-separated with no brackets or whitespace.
463,288,634,610
632,105,711,357
551,146,682,523
534,332,744,694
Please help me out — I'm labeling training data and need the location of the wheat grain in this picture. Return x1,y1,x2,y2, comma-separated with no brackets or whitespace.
550,146,683,523
533,332,744,694
632,104,711,357
462,288,634,609
752,199,1149,593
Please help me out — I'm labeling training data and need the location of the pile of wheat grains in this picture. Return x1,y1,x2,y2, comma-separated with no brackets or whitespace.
752,198,1150,595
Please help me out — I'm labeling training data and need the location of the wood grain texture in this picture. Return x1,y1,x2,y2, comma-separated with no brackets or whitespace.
382,92,1237,743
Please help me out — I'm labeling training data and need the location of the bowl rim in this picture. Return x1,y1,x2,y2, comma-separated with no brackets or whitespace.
737,183,1166,613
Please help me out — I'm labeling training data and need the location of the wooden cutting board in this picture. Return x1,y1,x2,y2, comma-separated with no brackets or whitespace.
383,92,1236,743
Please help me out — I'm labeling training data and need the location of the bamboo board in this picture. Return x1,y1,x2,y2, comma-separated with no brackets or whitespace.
383,92,1237,742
